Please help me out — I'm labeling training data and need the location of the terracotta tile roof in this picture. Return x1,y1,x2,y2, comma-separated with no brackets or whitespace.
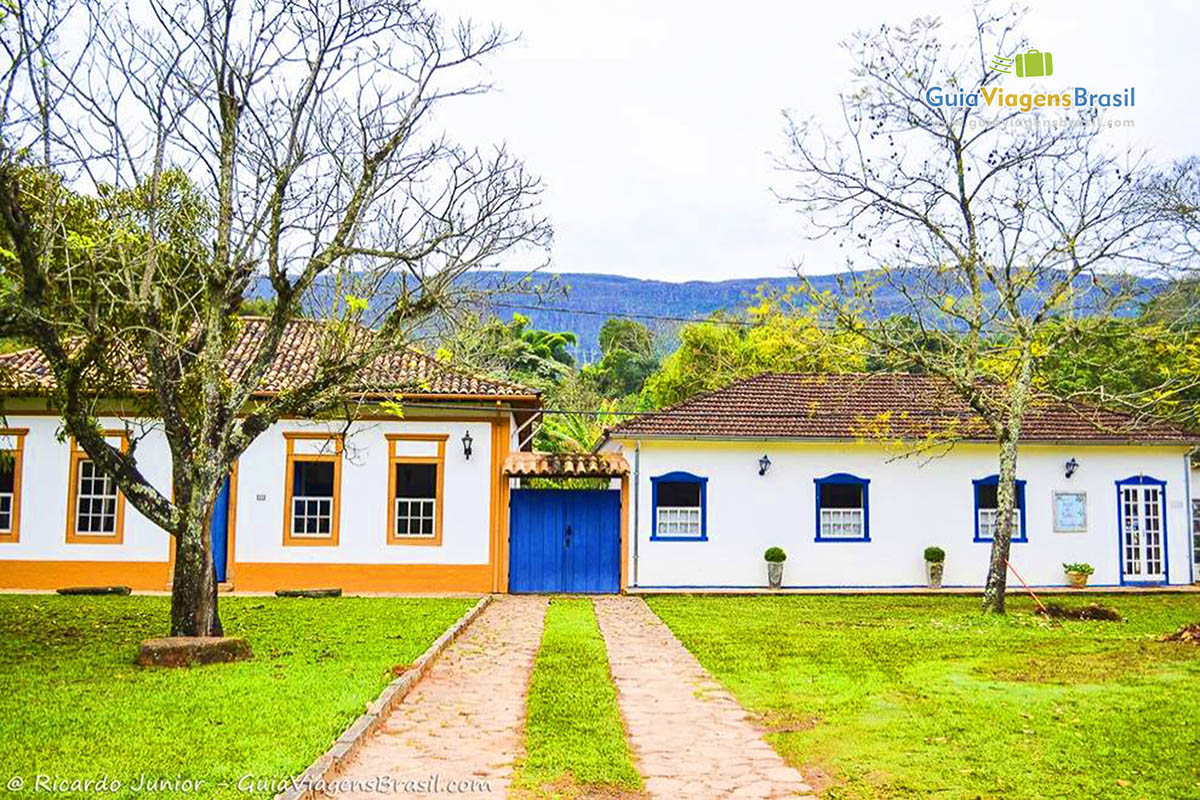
0,317,535,399
606,372,1198,445
503,451,630,477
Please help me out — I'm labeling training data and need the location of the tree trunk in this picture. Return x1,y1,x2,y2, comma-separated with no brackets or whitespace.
981,432,1020,614
169,507,222,637
981,340,1036,614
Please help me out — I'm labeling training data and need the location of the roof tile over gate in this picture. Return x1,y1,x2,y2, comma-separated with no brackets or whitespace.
605,372,1197,444
503,452,630,477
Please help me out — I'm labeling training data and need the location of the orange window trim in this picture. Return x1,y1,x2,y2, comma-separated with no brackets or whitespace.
282,432,343,547
65,431,129,545
0,429,28,544
386,433,447,547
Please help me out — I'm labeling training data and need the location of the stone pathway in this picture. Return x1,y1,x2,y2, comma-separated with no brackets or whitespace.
595,595,816,800
329,595,547,799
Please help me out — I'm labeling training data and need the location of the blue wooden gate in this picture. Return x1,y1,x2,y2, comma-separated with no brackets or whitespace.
509,489,621,593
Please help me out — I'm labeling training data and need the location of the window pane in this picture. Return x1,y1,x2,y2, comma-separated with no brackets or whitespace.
293,461,335,497
657,481,700,507
976,481,1023,512
977,484,998,509
396,463,437,498
0,460,14,494
820,482,862,509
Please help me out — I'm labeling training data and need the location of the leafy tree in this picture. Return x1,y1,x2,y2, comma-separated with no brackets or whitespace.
1,0,547,636
1035,318,1200,431
236,296,301,319
642,296,869,408
582,318,659,400
437,313,576,387
599,318,654,358
777,7,1183,612
521,321,577,370
585,348,660,400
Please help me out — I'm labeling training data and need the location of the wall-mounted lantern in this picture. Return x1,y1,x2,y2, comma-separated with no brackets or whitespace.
1064,457,1079,479
758,454,772,476
462,430,474,460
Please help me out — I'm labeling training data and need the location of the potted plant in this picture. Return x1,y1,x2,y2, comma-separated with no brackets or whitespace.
924,546,945,590
1063,562,1094,589
764,547,787,589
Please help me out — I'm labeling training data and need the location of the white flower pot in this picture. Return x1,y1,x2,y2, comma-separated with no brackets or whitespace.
926,561,944,590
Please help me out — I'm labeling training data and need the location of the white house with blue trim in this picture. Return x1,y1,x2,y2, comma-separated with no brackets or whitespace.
599,373,1199,590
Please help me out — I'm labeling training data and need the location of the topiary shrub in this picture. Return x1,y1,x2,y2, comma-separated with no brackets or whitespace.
764,546,787,563
923,546,945,563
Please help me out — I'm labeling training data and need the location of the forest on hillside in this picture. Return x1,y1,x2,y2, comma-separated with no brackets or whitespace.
432,282,1200,455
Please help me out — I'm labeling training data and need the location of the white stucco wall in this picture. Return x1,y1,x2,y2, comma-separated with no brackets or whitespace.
608,438,1197,588
0,415,174,562
0,411,503,567
235,417,495,565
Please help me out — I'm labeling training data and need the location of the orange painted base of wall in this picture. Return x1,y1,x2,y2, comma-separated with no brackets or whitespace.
0,560,170,591
233,562,493,593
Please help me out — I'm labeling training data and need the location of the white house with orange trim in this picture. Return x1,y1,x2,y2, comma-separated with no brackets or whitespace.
599,373,1200,590
0,319,539,594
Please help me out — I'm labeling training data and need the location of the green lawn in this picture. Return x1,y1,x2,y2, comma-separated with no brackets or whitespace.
0,594,475,799
514,598,642,798
647,593,1200,800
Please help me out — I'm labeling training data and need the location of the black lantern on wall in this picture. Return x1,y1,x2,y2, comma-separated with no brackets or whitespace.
758,454,771,476
462,430,474,460
1064,457,1078,478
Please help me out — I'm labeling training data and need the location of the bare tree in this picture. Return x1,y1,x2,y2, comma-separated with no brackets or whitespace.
0,0,549,635
776,6,1183,612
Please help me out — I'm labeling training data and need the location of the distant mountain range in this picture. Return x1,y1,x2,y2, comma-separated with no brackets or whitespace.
474,271,1160,363
478,272,805,363
253,269,1161,364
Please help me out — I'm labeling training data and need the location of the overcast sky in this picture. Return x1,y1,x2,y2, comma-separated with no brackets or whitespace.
432,0,1199,283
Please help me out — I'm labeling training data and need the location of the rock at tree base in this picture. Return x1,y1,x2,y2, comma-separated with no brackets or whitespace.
137,637,252,667
56,586,132,596
274,588,342,598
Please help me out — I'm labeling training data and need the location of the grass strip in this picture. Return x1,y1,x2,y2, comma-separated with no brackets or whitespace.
0,594,475,800
648,593,1200,800
516,597,642,796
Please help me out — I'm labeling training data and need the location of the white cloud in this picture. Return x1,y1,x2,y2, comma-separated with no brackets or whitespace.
415,1,1197,281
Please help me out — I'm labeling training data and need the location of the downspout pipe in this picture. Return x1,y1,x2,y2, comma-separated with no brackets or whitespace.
1187,447,1198,585
633,441,640,589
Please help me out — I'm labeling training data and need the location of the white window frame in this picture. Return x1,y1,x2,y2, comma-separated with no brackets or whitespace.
395,496,438,539
75,459,120,536
819,507,865,540
977,508,1023,542
290,489,334,539
655,505,702,538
